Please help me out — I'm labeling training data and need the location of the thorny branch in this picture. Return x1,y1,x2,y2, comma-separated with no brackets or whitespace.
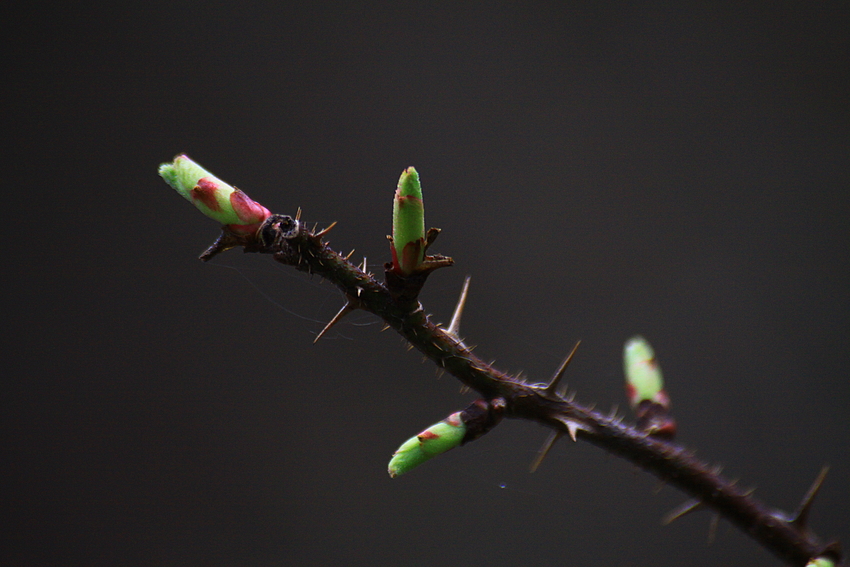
201,213,841,567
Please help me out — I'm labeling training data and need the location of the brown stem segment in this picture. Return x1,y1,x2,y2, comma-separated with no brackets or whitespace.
222,214,840,566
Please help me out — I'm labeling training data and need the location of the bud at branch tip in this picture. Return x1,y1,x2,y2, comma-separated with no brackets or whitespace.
391,167,425,275
159,154,270,235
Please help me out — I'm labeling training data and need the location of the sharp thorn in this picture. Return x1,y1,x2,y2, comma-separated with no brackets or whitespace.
313,302,355,343
791,465,830,530
552,417,587,442
545,340,581,395
530,431,562,473
459,385,470,395
345,249,355,260
380,324,390,332
566,421,581,442
360,257,368,272
314,220,338,239
662,499,703,525
707,513,719,545
295,207,302,221
447,276,472,337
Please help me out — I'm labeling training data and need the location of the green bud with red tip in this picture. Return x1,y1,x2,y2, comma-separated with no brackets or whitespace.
159,155,271,235
624,336,676,439
388,411,466,477
391,167,425,275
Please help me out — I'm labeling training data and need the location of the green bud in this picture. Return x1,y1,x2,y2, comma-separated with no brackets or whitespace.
624,336,668,409
159,155,270,233
391,167,425,275
388,411,466,477
806,558,835,567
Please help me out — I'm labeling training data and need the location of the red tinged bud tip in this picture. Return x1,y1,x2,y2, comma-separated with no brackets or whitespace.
191,178,224,212
418,430,441,441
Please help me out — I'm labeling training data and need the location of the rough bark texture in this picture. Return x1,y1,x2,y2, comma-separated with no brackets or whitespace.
204,214,841,567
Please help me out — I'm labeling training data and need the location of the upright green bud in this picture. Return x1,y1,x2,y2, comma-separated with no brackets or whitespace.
624,336,668,409
388,411,466,477
391,167,425,275
159,155,270,235
624,336,676,439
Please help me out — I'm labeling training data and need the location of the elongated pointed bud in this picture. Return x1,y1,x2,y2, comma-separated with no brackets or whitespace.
159,155,271,235
624,336,676,439
388,398,505,477
388,412,466,478
624,336,667,408
391,167,425,275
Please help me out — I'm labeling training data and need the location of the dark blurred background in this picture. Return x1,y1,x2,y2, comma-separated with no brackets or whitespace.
6,2,848,566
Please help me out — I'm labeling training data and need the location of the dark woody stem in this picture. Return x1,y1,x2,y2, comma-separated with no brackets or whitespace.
213,214,840,567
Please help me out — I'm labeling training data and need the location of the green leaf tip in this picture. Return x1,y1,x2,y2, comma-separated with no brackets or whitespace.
159,155,271,233
807,558,836,567
391,166,426,275
623,335,667,408
388,411,466,477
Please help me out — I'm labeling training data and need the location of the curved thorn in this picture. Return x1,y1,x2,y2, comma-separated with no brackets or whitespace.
447,276,472,337
529,430,562,473
552,416,588,442
545,340,581,395
566,421,582,442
